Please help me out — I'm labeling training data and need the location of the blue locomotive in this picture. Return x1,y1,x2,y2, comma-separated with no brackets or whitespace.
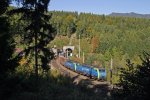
64,60,107,80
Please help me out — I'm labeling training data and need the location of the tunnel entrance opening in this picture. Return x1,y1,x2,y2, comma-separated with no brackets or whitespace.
66,48,73,57
63,46,74,58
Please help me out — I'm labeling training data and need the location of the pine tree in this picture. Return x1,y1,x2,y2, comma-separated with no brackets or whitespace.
117,52,150,100
9,0,56,77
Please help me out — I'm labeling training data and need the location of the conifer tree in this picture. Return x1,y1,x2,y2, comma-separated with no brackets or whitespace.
118,52,150,100
10,0,56,77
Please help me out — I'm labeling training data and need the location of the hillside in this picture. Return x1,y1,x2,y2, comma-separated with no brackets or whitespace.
48,11,150,85
10,10,150,83
109,12,150,18
1,1,150,100
49,11,150,59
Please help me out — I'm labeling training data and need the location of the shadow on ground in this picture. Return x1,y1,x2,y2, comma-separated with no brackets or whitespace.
0,70,122,100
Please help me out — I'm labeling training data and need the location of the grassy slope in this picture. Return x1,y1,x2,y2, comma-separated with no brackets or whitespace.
0,68,113,100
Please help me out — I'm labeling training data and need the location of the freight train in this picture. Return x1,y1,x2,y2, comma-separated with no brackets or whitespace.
62,60,107,80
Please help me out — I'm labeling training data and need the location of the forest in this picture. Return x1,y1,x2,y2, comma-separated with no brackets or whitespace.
48,11,150,82
0,0,150,100
49,11,150,57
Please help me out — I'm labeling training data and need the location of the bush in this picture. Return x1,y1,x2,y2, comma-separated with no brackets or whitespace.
117,52,150,100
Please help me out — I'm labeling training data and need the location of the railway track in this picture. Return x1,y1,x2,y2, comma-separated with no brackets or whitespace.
51,56,111,89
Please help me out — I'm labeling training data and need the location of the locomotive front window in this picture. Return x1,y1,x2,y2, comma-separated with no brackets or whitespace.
99,69,105,72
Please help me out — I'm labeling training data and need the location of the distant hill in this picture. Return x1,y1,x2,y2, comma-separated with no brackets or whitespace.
109,12,150,19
